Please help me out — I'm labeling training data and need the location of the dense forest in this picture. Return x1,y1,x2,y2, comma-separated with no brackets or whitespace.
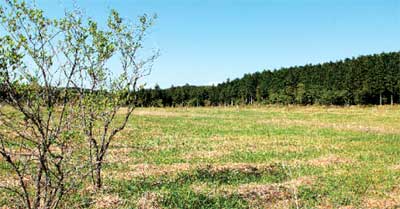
1,52,399,106
135,51,400,106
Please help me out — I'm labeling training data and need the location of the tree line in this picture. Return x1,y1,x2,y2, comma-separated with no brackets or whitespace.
1,51,399,107
135,52,400,106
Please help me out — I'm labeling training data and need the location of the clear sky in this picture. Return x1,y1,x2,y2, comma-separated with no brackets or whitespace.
37,0,400,88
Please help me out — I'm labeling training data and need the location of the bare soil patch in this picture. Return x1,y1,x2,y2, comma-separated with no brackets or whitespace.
228,176,315,208
307,155,354,167
133,109,209,118
201,163,279,174
362,187,400,209
94,194,122,209
191,176,315,208
137,192,161,209
390,164,400,170
258,118,400,135
106,163,192,180
182,150,228,160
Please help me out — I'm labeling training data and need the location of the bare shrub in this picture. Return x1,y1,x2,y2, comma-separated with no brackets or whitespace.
0,0,157,207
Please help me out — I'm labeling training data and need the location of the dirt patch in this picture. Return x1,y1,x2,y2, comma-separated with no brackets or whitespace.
267,199,294,209
316,201,356,209
390,164,400,170
201,163,279,174
105,147,135,164
307,155,354,167
133,109,181,117
190,183,210,194
228,176,315,208
94,194,122,209
191,176,315,208
363,198,400,209
107,163,192,180
191,183,294,208
235,183,291,202
133,109,208,118
338,206,356,209
362,187,400,209
283,176,316,188
137,192,161,209
257,118,400,135
130,163,191,176
0,176,21,188
182,150,228,160
0,174,32,189
242,176,314,207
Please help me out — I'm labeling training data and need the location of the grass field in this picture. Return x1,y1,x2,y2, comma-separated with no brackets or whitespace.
2,106,400,208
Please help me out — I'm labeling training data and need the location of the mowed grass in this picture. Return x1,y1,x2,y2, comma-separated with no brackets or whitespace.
2,105,400,208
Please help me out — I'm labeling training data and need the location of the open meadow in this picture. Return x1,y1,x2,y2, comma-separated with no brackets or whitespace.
1,1,399,208
1,105,400,208
58,105,400,208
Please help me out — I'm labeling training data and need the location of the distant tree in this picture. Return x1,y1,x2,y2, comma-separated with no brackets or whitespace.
373,55,386,105
151,84,163,107
295,83,306,104
383,53,397,105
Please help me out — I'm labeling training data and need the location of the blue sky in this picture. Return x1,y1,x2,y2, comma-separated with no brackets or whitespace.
38,0,400,88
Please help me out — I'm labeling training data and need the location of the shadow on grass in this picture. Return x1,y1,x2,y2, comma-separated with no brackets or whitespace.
108,163,290,208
